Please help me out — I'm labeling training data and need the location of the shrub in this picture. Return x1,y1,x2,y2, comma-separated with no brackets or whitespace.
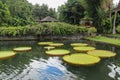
116,25,120,33
0,22,88,37
87,27,97,36
88,27,97,34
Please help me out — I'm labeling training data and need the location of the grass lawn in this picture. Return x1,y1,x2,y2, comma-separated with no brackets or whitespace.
85,36,120,46
106,34,120,38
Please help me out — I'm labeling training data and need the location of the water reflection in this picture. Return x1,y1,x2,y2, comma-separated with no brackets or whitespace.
108,63,120,80
0,40,119,80
30,57,77,80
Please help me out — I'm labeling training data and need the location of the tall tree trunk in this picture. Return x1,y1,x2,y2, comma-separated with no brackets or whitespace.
113,11,117,34
109,0,112,31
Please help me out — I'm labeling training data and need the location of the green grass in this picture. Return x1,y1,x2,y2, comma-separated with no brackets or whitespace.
85,36,120,46
107,34,120,38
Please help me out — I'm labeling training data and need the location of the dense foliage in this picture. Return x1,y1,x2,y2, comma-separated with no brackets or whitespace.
0,0,57,26
88,27,97,34
58,0,85,24
32,4,57,20
116,25,120,33
0,22,87,37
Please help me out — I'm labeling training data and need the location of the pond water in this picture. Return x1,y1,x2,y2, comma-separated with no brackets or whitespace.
0,40,120,80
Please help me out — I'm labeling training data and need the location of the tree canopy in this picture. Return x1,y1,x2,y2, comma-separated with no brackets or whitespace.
0,0,57,26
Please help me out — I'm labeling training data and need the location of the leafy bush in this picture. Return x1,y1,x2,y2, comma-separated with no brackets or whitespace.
0,22,88,37
116,25,120,33
88,27,97,34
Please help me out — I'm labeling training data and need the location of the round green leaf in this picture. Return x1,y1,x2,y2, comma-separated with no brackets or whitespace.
49,43,64,47
88,50,116,58
13,47,32,52
38,42,53,46
44,46,55,50
74,47,95,52
71,43,88,47
0,51,16,60
46,49,70,56
63,54,100,66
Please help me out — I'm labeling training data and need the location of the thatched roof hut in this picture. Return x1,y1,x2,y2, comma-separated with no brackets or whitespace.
40,16,59,22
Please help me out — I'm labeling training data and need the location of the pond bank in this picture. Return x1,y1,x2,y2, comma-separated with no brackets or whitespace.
0,35,84,41
84,36,120,46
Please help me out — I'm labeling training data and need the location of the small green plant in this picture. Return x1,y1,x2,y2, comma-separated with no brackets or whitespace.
88,27,97,36
116,25,120,33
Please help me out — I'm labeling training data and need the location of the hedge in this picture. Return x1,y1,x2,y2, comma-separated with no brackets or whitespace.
0,22,88,37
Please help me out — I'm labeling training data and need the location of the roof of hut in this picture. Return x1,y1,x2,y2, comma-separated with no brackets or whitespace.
40,16,58,22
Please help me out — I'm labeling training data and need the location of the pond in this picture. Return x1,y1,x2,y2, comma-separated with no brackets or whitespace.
0,40,120,80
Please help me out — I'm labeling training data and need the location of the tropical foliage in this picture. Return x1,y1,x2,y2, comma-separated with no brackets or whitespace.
0,0,57,26
0,22,87,37
58,0,85,24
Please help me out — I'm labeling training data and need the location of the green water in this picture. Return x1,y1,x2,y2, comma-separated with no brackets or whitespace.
0,40,120,80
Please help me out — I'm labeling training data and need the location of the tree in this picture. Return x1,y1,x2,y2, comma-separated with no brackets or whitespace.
32,4,49,20
6,0,33,26
32,4,57,20
0,0,11,26
48,8,57,18
112,1,120,34
58,0,85,24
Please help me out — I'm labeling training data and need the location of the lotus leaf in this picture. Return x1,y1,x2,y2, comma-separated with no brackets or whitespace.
44,46,55,50
71,43,88,47
88,50,116,58
46,49,70,56
49,43,64,47
63,54,100,66
0,51,16,59
38,42,53,45
13,47,32,52
74,47,95,52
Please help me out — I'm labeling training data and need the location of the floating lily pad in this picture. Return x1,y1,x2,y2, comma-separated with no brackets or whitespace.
13,47,32,52
49,43,64,47
63,54,100,66
44,46,55,50
46,49,70,56
71,43,88,47
88,50,116,58
38,42,53,46
73,46,95,52
0,51,16,60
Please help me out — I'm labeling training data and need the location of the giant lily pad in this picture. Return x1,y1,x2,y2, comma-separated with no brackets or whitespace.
63,54,100,66
73,46,95,52
49,43,64,47
13,47,32,52
70,43,88,47
88,50,116,58
44,46,55,50
0,51,16,59
46,49,70,56
38,42,53,46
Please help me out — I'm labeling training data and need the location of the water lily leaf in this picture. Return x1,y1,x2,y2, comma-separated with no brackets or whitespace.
49,43,64,47
46,49,70,56
88,50,116,58
13,47,32,52
73,47,95,52
38,42,53,46
63,54,100,66
71,43,88,47
44,46,55,50
0,51,16,60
